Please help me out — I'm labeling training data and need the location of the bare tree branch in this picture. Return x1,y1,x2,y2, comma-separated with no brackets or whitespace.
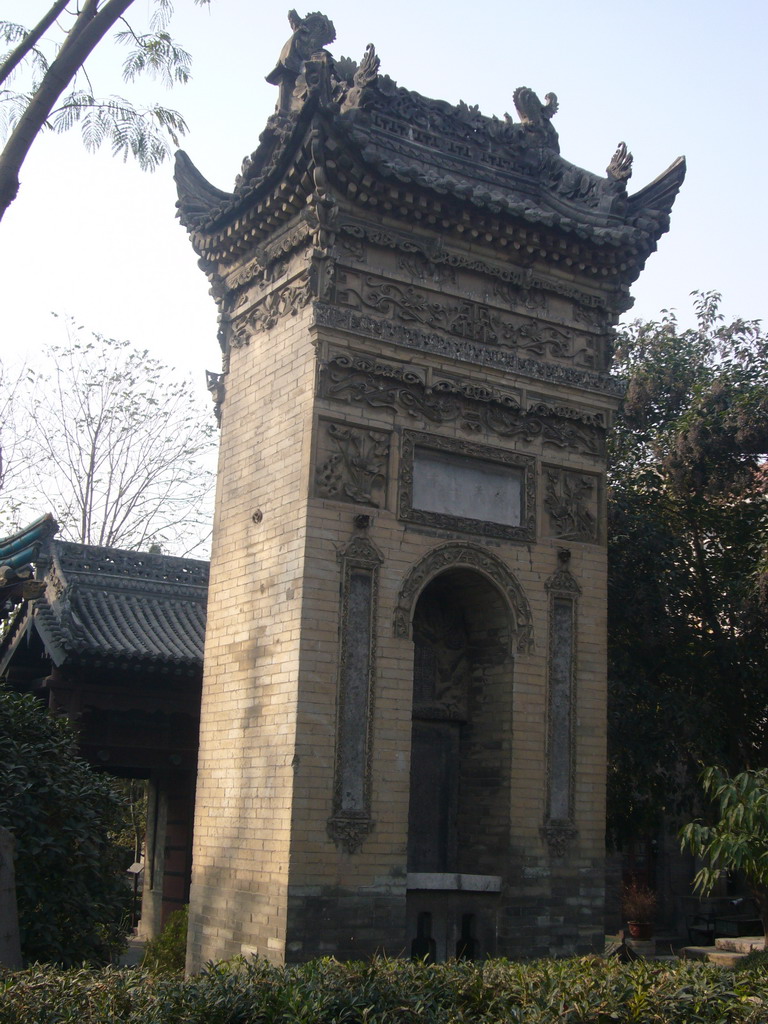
9,319,216,555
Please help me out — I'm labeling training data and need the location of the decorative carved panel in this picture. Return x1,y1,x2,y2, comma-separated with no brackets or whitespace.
543,466,599,543
313,303,622,398
399,431,535,543
334,269,599,368
229,272,312,346
328,535,383,853
318,351,606,456
314,419,390,508
334,220,614,315
393,542,534,653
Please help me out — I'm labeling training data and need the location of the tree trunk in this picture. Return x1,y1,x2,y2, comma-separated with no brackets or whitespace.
0,1,71,88
0,0,136,222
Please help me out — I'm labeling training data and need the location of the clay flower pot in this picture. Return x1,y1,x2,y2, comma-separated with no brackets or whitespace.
627,920,653,940
621,881,657,940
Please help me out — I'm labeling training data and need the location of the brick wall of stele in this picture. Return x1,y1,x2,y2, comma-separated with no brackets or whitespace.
188,224,618,966
186,304,317,969
277,316,611,960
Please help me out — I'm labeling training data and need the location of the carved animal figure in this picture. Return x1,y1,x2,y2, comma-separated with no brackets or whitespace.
266,10,336,114
512,87,559,125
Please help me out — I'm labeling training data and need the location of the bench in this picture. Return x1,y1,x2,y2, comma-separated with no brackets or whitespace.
681,895,763,944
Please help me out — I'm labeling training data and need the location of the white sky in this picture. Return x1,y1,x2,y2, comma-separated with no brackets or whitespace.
1,0,767,403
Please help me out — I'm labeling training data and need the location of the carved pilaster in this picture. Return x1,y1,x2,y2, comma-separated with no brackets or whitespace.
328,534,383,853
543,552,580,855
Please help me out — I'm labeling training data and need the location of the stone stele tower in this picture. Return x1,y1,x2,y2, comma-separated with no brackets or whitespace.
175,12,684,968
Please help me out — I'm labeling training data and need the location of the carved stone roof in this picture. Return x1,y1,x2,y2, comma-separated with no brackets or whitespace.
175,22,685,283
0,520,208,674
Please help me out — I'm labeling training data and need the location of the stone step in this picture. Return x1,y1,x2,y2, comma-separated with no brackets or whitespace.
715,935,764,954
679,944,744,967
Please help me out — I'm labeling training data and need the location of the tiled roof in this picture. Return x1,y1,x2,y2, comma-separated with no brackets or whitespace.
1,521,208,673
175,40,684,280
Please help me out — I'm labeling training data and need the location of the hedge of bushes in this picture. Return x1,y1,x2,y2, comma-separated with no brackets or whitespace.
2,954,768,1023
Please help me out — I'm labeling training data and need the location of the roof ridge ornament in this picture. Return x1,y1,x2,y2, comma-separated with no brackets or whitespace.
340,43,380,112
266,9,336,115
512,86,560,153
607,141,633,182
512,86,559,124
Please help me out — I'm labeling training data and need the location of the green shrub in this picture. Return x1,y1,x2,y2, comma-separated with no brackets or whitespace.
2,955,768,1023
141,905,188,973
735,949,768,973
0,687,131,965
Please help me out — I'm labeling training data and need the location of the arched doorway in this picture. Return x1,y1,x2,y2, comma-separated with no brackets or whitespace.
406,566,515,959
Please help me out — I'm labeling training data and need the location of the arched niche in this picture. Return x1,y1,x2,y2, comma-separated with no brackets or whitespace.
393,542,533,654
406,564,518,879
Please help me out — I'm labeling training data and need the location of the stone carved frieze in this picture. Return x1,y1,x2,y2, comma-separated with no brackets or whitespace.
224,221,312,297
318,353,606,456
335,271,598,368
315,420,390,507
396,252,457,286
221,191,338,320
572,303,611,333
399,430,536,543
544,468,599,543
334,221,614,315
393,542,534,653
228,272,312,346
492,280,548,315
313,303,623,398
337,234,367,263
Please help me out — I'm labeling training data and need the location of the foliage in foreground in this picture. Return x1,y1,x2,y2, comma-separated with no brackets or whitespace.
2,955,768,1024
141,905,188,974
0,687,131,966
681,766,768,946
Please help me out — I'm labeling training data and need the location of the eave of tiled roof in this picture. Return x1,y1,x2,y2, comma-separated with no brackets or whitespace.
175,48,684,284
0,522,209,675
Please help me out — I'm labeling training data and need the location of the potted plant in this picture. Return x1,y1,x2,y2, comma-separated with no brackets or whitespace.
621,880,657,940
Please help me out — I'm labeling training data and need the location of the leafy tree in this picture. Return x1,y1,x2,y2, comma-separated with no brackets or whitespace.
5,317,216,556
680,766,768,948
607,292,768,843
0,686,131,964
0,0,209,222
